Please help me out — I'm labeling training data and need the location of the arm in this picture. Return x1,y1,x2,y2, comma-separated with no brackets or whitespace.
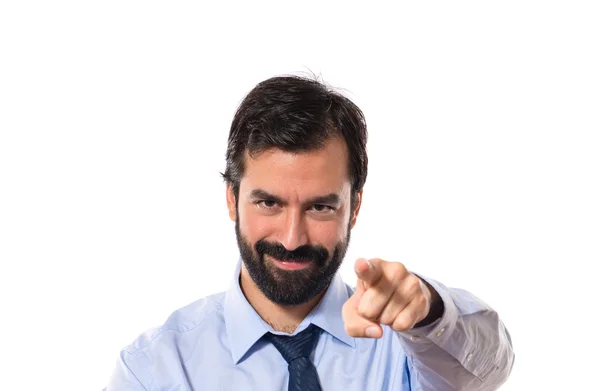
399,275,515,391
342,258,514,391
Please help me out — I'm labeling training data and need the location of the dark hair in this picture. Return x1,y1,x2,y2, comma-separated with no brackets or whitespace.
221,75,368,205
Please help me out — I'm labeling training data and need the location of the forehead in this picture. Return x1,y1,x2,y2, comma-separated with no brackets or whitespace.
240,137,351,198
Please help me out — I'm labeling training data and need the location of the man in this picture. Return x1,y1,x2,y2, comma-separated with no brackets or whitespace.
105,75,514,390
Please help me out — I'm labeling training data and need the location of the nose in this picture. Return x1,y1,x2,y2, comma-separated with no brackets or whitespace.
278,209,309,251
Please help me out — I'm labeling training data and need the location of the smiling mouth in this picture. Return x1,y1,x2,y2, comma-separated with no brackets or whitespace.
266,255,314,270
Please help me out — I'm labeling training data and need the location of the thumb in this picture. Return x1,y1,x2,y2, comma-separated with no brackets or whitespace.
342,271,384,339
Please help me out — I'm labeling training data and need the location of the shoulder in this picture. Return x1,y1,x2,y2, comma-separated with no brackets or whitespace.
122,291,226,355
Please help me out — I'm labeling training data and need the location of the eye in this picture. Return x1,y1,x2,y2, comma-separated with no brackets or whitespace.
256,200,279,209
310,204,335,214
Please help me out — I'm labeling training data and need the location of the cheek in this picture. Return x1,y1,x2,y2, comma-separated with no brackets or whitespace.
306,220,347,249
238,206,272,241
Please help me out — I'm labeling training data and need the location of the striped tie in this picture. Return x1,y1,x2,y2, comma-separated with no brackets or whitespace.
265,324,322,391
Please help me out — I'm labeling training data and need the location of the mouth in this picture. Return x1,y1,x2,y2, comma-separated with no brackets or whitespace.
266,255,314,270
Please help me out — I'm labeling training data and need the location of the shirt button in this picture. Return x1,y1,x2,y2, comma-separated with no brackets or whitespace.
467,353,473,361
410,335,420,341
436,327,445,337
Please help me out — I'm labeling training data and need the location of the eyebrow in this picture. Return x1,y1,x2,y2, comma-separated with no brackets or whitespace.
249,189,342,207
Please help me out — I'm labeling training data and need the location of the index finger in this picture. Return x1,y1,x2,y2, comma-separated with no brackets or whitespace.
354,258,383,287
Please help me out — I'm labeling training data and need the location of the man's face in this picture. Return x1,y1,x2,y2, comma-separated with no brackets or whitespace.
227,137,361,306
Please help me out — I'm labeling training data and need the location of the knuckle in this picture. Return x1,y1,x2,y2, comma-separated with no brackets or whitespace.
395,262,408,274
408,275,422,294
357,304,376,320
414,294,426,308
357,293,379,319
389,265,406,284
393,317,412,332
379,311,395,326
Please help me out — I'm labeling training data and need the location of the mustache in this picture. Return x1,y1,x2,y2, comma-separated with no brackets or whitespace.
255,240,329,264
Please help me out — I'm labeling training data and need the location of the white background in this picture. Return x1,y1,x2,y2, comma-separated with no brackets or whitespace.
1,1,598,390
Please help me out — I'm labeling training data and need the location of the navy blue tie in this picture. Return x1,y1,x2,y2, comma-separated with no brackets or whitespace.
266,324,322,391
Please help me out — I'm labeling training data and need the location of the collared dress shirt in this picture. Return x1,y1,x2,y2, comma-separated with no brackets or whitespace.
105,259,514,390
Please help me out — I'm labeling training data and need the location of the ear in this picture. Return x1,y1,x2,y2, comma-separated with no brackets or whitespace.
225,184,237,222
350,190,363,229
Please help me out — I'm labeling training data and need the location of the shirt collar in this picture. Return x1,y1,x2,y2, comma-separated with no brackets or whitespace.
224,258,355,364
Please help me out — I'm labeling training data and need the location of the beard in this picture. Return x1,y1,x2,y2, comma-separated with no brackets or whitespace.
235,216,351,306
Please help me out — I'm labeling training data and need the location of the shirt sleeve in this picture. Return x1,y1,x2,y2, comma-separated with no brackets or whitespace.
104,350,150,391
397,275,515,391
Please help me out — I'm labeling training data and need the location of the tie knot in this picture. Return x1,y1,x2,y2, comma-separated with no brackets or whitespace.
266,324,321,364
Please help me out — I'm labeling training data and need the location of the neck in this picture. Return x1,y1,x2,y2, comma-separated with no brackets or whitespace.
239,264,326,334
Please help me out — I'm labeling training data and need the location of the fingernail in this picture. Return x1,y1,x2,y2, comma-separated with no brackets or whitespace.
366,326,380,338
366,259,373,270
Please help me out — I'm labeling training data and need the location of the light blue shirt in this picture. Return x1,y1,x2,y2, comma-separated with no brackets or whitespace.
105,260,514,390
